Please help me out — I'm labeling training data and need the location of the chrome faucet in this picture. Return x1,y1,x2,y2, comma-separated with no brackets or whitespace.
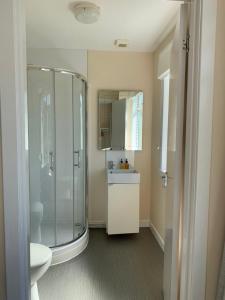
108,160,116,170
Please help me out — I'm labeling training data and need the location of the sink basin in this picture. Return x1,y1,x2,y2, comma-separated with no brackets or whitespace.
107,169,140,184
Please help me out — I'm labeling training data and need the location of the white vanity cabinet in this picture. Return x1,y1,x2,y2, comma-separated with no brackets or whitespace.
106,183,140,235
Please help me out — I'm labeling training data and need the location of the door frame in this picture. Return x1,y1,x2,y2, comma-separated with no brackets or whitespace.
179,0,218,299
0,0,218,299
0,1,30,300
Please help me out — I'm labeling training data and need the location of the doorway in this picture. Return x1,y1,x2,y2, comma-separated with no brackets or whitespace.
0,0,218,300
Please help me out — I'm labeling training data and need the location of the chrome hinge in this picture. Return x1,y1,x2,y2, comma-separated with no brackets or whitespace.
183,33,190,53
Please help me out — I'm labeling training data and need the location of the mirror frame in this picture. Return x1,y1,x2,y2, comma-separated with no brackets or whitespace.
97,89,144,151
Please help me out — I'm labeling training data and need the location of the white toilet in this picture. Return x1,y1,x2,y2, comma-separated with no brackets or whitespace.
30,243,52,300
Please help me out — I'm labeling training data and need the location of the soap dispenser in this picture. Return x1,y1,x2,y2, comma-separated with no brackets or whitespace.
125,159,129,169
120,159,124,169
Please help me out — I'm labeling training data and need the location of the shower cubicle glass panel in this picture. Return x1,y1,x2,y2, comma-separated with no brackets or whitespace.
73,77,86,237
27,66,87,248
27,68,56,247
55,72,74,246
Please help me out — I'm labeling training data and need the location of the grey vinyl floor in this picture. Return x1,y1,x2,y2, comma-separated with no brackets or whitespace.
39,228,164,300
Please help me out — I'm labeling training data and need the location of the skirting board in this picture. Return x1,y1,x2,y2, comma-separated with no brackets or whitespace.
88,221,106,228
88,220,150,228
149,222,165,252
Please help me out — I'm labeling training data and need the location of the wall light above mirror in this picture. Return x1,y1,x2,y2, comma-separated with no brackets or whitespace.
98,90,143,151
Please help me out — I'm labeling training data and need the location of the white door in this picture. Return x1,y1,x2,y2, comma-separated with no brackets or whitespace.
162,4,189,300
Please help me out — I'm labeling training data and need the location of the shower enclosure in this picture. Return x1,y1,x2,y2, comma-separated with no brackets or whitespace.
27,65,88,264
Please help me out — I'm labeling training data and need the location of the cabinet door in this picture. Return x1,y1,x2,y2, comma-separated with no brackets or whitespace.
107,184,139,234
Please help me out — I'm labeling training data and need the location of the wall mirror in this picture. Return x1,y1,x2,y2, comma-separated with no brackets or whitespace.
98,90,143,150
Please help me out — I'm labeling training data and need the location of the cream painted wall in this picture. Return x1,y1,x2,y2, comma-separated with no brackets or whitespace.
150,32,174,240
88,51,153,225
206,0,225,298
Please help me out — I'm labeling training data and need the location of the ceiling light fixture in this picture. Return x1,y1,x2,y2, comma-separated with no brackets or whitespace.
72,2,101,24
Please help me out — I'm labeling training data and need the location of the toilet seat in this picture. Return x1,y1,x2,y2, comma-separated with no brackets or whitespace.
30,243,52,268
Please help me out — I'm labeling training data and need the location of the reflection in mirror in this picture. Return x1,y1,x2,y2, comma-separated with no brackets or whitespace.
98,90,143,150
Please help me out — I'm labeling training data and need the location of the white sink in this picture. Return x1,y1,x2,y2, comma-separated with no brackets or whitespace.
107,169,140,184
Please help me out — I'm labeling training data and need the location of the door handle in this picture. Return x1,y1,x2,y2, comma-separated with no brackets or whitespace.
161,173,168,188
160,172,173,188
74,150,80,168
49,151,54,172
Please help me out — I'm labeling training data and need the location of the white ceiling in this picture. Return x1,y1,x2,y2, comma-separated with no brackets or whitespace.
26,0,180,52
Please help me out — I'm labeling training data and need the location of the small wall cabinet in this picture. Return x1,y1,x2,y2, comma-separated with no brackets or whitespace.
106,183,140,234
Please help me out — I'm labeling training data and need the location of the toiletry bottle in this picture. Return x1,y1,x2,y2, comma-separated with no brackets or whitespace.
120,159,124,169
125,159,129,169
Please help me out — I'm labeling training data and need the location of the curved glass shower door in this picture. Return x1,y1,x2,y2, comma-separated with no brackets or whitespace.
54,71,74,246
27,68,56,247
27,66,87,248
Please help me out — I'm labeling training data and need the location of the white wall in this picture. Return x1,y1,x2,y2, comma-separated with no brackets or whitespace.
27,48,87,77
88,50,153,226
